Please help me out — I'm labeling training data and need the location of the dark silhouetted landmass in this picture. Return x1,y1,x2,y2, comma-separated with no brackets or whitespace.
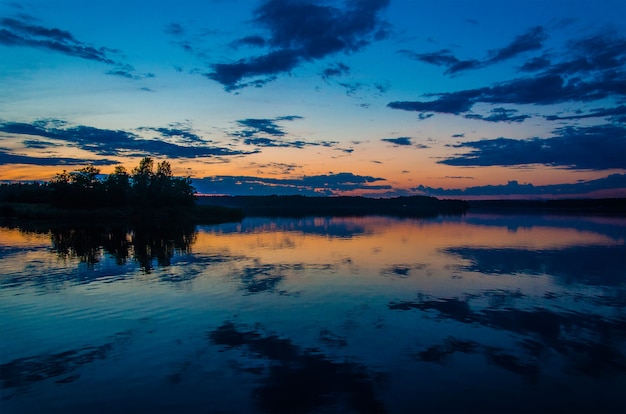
0,157,243,224
0,202,244,224
198,195,469,217
468,198,626,215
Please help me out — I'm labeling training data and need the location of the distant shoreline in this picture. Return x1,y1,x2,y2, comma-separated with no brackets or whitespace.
2,196,624,224
198,195,626,217
467,198,626,215
199,195,467,217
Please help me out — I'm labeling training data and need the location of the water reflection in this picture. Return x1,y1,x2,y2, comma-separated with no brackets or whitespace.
0,329,134,388
390,290,626,379
4,221,196,273
208,321,386,414
1,213,625,413
444,245,626,285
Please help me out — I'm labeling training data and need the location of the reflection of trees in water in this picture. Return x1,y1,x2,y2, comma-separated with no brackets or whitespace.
127,223,196,272
47,222,196,272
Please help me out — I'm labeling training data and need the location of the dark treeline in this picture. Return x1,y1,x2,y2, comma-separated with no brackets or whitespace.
0,157,195,209
199,195,469,217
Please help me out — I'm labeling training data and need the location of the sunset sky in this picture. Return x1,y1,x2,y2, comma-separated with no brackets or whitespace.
1,0,625,198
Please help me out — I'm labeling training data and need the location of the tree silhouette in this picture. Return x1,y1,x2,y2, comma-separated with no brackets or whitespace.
50,166,104,207
43,157,196,209
131,157,155,204
104,166,131,206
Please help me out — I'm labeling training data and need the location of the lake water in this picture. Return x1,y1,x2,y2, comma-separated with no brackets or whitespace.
1,213,625,413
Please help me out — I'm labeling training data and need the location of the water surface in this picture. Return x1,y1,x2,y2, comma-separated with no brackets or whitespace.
1,213,625,413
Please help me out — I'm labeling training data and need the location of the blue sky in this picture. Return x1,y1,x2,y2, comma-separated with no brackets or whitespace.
1,0,625,198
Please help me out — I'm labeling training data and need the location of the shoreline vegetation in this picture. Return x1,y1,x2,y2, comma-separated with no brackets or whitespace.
196,195,469,217
0,157,243,224
0,158,623,222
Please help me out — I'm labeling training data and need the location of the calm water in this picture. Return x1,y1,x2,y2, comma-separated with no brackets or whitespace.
1,213,625,413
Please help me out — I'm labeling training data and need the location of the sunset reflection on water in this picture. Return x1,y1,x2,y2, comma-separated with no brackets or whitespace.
1,213,625,413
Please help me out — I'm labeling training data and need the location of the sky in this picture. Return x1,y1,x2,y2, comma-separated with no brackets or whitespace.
1,0,625,199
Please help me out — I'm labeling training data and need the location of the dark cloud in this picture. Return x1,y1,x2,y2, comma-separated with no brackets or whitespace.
235,117,293,137
250,161,300,174
0,149,116,166
21,139,61,149
388,89,479,114
389,71,625,117
0,17,115,64
139,124,210,145
338,81,363,96
545,105,626,121
321,62,350,80
242,137,335,148
206,0,390,90
0,120,251,159
207,49,299,90
230,116,334,148
440,124,626,170
487,26,547,64
398,49,481,75
193,172,389,196
164,22,184,36
105,64,155,80
413,173,626,198
381,137,412,146
231,35,267,48
390,30,626,121
519,55,552,72
400,26,547,75
464,107,531,123
0,16,152,80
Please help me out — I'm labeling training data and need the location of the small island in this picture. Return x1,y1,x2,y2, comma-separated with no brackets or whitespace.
0,157,243,224
1,158,471,222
